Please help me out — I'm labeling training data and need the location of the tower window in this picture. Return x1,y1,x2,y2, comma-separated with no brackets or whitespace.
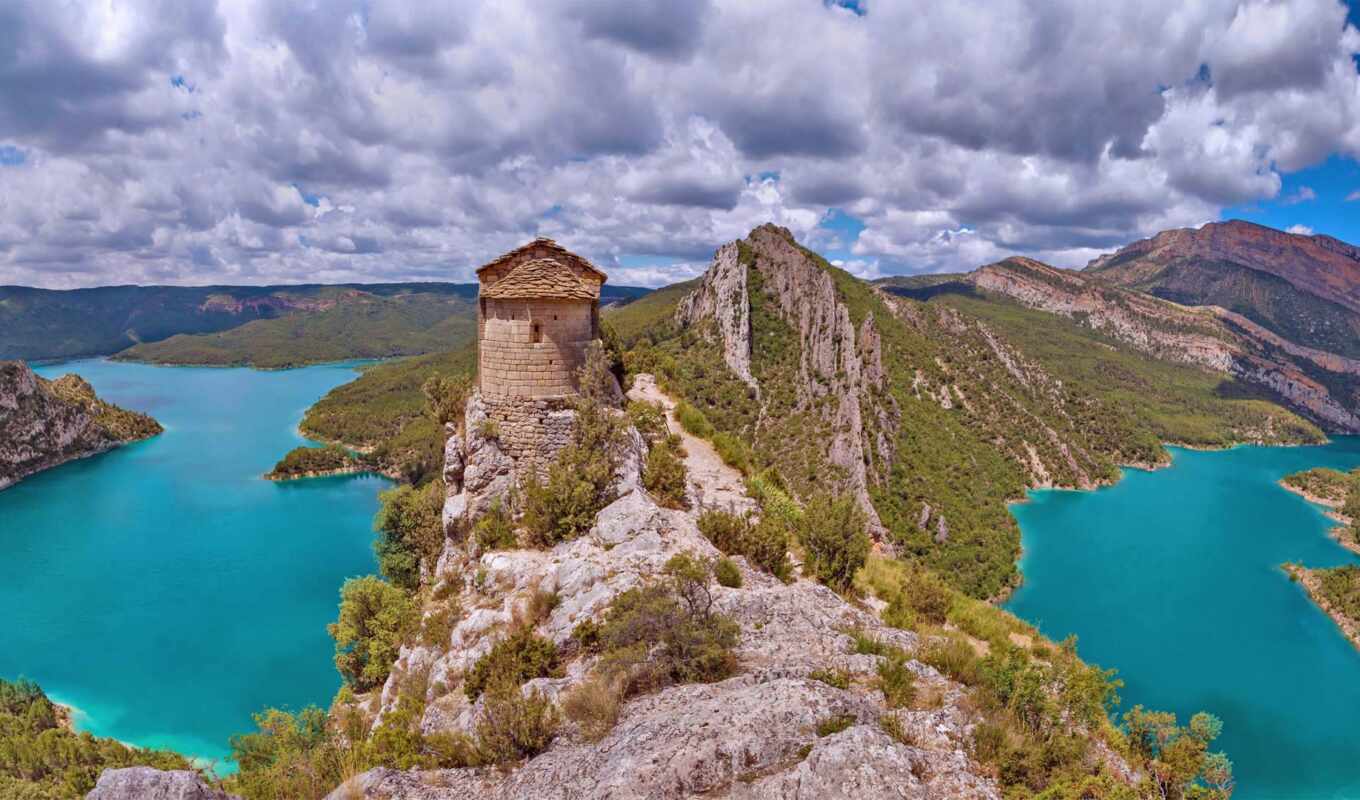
531,321,542,343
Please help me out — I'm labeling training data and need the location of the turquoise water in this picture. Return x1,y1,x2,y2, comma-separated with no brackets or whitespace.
0,359,385,766
1007,439,1360,800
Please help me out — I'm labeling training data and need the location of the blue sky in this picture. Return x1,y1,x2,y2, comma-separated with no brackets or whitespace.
1225,156,1360,241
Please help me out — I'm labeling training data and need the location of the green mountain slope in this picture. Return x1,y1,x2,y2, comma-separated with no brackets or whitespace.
117,291,479,369
626,226,1326,599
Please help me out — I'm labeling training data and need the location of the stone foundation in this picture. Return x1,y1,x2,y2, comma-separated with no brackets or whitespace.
479,394,577,479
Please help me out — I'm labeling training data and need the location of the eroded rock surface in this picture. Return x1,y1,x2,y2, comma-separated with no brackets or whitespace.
1,360,162,490
86,767,239,800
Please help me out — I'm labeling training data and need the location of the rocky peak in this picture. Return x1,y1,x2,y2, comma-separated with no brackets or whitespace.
675,225,892,536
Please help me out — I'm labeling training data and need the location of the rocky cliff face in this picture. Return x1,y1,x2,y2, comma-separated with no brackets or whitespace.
675,224,893,535
0,360,162,490
969,257,1360,433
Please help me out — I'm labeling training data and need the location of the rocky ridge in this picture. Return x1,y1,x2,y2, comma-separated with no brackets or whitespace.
330,378,1016,799
1086,219,1360,315
968,257,1360,433
676,224,894,536
0,360,162,490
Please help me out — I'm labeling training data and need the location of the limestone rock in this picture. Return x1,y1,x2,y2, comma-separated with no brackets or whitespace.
86,767,239,800
1,360,161,491
676,241,756,388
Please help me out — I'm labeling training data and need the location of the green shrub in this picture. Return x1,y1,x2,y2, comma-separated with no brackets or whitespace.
674,401,714,437
746,471,802,528
881,594,917,630
595,555,739,694
626,400,670,443
897,567,953,626
917,636,982,686
472,500,517,552
877,654,917,709
697,509,749,554
745,514,793,581
643,439,689,509
711,431,752,473
329,576,417,691
522,347,627,546
880,714,915,746
808,668,850,689
374,480,446,591
816,714,856,737
227,705,356,800
421,601,460,648
796,493,869,593
714,557,743,588
473,676,561,764
422,373,472,430
846,628,893,657
464,627,560,701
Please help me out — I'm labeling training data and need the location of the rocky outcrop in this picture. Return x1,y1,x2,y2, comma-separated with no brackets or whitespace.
86,767,239,800
968,258,1360,433
1,360,162,490
331,388,1021,799
675,241,756,388
675,225,894,535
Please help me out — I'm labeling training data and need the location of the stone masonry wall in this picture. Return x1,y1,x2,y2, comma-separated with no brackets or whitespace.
480,298,593,399
480,394,577,478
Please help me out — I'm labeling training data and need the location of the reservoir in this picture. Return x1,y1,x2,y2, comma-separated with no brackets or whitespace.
0,359,385,766
1008,439,1360,800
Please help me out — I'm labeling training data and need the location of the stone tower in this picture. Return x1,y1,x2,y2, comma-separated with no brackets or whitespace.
471,237,607,472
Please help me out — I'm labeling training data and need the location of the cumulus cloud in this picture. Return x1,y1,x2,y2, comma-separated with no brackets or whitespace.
1,0,1360,288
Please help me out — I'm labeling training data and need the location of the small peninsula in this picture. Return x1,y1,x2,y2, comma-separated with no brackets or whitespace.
0,360,162,490
265,444,371,480
1282,466,1360,650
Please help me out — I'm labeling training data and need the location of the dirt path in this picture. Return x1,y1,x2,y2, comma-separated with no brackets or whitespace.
627,373,755,515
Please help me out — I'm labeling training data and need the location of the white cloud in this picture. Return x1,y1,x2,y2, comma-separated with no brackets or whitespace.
1,0,1360,287
1287,223,1315,234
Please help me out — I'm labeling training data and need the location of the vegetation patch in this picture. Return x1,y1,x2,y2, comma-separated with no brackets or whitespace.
463,626,561,701
0,678,192,799
266,444,363,480
329,576,417,692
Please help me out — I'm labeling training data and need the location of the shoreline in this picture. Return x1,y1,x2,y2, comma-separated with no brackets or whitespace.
999,434,1342,608
264,465,399,481
1276,479,1359,556
1284,564,1360,651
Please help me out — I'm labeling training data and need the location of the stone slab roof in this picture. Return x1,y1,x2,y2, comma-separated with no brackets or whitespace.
476,237,607,281
481,257,599,300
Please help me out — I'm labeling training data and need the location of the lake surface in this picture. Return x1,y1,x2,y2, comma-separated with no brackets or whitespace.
0,359,385,766
1007,439,1360,800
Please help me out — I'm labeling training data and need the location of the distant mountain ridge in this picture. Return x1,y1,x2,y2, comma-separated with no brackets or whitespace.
0,282,650,364
1084,219,1360,357
966,255,1360,433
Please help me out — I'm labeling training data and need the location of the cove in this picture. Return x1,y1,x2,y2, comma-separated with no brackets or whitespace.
1007,438,1360,800
0,359,386,766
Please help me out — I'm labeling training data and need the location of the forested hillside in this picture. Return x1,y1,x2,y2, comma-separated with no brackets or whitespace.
624,225,1330,599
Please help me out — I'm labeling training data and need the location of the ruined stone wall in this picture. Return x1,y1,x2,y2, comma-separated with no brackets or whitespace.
479,298,593,398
